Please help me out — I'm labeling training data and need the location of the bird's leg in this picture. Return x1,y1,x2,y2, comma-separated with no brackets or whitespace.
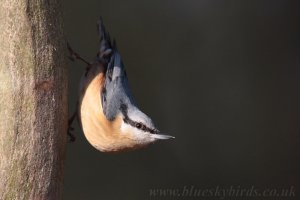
67,43,89,142
68,109,77,142
67,42,92,68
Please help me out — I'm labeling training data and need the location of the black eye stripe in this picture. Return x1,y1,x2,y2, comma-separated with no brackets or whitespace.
124,116,157,134
135,122,150,132
120,104,158,134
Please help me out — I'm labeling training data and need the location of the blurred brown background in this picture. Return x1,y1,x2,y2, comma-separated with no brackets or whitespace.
62,0,300,199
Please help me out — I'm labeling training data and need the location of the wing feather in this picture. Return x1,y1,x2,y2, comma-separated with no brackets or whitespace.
98,20,135,120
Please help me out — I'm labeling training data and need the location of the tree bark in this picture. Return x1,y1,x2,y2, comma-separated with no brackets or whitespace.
0,0,68,199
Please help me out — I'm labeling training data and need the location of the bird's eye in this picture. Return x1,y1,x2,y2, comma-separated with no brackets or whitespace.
136,123,142,129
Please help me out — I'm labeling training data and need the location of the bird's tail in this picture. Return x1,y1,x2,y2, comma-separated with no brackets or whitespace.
97,18,113,59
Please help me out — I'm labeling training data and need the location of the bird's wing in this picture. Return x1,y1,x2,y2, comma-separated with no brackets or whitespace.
98,20,135,120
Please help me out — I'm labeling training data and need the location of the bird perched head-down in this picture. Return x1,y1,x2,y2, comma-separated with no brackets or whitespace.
77,20,174,152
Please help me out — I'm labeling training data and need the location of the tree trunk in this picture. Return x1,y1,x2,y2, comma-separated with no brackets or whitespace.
0,0,68,199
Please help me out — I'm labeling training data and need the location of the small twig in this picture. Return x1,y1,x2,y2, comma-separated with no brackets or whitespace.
67,42,92,66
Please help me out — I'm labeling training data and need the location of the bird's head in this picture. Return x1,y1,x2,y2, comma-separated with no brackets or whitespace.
119,103,174,146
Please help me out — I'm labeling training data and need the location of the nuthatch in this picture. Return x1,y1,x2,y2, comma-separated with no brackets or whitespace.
68,20,174,152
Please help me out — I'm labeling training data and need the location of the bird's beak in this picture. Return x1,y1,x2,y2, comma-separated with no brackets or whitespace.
152,133,175,140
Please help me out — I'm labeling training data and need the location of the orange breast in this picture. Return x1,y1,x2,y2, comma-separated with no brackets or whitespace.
79,64,138,152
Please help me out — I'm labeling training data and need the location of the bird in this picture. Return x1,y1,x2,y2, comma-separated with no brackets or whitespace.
68,19,174,152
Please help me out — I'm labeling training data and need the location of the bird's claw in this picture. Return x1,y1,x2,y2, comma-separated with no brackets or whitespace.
67,126,76,142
